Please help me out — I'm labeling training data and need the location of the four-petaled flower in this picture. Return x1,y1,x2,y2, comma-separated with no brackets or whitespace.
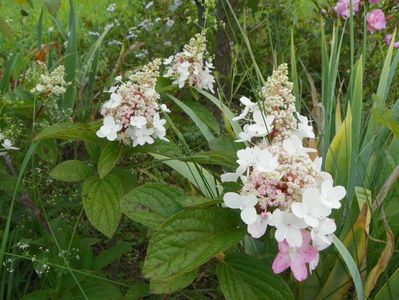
291,187,331,228
272,230,319,281
270,209,306,247
96,116,122,141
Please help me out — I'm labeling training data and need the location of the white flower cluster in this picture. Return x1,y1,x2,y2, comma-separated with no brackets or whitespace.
30,62,68,96
164,32,215,92
96,59,170,147
222,64,346,280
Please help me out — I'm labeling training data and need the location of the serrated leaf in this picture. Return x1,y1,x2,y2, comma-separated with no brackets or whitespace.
216,253,293,300
143,207,245,279
82,175,123,238
50,160,93,182
34,122,100,142
150,269,198,294
121,184,184,228
98,142,122,178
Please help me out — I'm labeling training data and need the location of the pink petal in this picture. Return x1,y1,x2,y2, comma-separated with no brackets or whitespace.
290,258,308,281
272,252,290,274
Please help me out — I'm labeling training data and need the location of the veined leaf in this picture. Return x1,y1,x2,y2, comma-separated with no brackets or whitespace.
149,269,198,294
98,142,122,178
82,175,123,238
34,122,100,142
143,207,245,279
121,184,184,228
217,253,293,300
50,160,93,182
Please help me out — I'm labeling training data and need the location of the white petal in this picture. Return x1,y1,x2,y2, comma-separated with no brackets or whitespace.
242,194,258,207
291,203,305,219
332,186,346,201
275,226,287,242
286,227,303,247
223,192,242,209
304,215,319,228
247,218,268,238
240,207,257,224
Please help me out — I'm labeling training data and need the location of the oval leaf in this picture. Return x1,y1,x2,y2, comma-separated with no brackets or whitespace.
82,175,123,238
98,142,122,178
216,253,293,300
150,269,198,294
50,160,93,182
121,184,184,228
34,122,99,142
143,207,245,279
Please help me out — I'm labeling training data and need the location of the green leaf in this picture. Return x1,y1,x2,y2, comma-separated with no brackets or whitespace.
82,175,123,238
375,268,399,300
34,122,100,142
93,241,132,271
197,89,243,139
85,141,101,164
63,0,78,110
216,253,293,300
176,195,220,208
36,139,58,164
109,168,138,193
143,207,245,279
150,153,222,198
185,99,220,136
124,284,150,300
331,235,364,300
50,160,93,182
186,151,237,168
150,269,198,294
167,94,216,142
121,184,184,228
98,142,122,178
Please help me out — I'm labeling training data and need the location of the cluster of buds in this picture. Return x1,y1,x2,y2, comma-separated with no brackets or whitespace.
222,64,346,281
164,32,215,92
30,62,68,96
96,59,170,147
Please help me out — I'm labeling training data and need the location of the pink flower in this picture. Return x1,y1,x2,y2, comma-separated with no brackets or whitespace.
369,0,380,3
384,34,399,48
334,0,360,19
366,9,386,33
272,231,319,281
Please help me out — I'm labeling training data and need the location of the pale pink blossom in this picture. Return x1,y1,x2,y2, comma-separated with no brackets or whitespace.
384,34,399,48
366,9,386,33
272,231,319,281
334,0,360,19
